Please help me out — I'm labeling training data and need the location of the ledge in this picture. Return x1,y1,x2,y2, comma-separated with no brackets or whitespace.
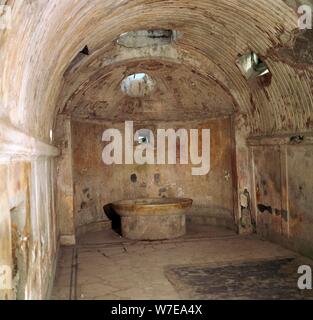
0,120,59,161
247,132,313,147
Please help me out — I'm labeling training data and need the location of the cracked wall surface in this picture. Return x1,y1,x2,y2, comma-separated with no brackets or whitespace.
71,118,235,231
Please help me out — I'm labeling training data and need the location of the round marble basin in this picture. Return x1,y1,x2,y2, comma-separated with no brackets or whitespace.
112,198,193,240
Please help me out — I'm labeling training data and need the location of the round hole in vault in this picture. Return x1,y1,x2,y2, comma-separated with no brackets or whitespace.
121,73,155,98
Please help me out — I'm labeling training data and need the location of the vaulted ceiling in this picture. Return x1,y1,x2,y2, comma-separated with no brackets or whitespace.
1,0,313,142
61,59,234,122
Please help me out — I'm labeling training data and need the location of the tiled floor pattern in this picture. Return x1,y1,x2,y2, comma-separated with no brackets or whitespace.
52,225,311,300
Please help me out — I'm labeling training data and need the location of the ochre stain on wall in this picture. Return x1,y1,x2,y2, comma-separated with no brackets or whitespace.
71,117,235,230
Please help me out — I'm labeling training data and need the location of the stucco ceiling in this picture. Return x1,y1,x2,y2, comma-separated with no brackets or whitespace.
61,58,234,122
1,0,313,141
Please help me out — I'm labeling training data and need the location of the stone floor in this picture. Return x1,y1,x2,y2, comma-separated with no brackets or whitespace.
166,258,313,300
51,225,312,300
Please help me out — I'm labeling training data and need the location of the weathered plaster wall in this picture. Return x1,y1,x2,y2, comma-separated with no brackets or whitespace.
0,160,58,299
0,166,12,300
249,136,313,259
71,117,235,231
55,116,75,245
232,114,254,234
0,122,59,300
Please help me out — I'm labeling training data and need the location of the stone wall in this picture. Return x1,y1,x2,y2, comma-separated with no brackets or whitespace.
248,135,313,259
0,121,59,300
55,116,75,245
70,117,235,231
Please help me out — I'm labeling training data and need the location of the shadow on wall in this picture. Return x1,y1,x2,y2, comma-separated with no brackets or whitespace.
103,204,121,235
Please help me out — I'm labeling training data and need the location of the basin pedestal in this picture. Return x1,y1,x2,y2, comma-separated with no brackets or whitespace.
112,198,193,240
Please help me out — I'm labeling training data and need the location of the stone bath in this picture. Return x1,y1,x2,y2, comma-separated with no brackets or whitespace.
112,198,193,240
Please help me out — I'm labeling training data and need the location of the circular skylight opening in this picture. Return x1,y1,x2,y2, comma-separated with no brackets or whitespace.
121,73,155,97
